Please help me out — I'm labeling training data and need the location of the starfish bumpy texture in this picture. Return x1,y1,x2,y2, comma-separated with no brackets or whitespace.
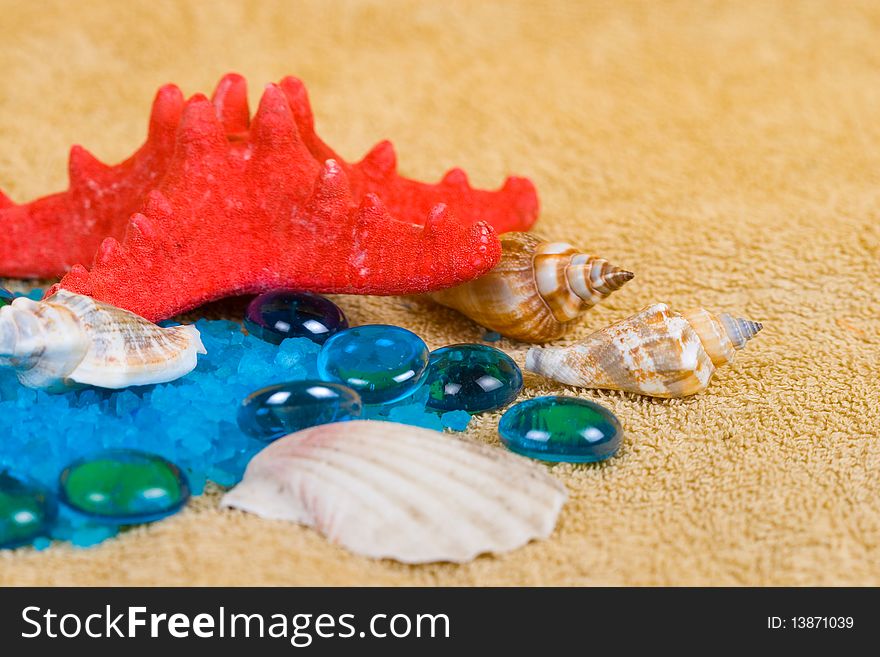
49,81,515,320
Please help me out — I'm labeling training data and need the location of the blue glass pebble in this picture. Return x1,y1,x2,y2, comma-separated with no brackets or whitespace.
499,396,622,463
245,290,348,345
238,380,363,441
317,325,429,405
425,343,523,413
59,449,190,524
0,470,57,549
0,287,13,308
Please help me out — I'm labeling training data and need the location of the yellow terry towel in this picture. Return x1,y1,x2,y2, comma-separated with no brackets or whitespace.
0,0,878,585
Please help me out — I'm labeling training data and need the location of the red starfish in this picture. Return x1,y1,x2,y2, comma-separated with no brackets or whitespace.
0,84,184,278
48,85,502,321
275,75,538,236
0,73,538,279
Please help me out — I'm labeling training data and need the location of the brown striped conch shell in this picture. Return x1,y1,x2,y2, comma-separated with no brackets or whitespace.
0,290,205,392
428,232,633,343
524,303,762,398
222,420,567,564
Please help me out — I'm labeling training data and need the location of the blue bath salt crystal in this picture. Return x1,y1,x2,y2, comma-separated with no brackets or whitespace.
498,396,622,463
386,403,445,431
362,383,451,432
238,380,363,442
425,343,523,414
245,290,348,345
317,324,429,405
0,317,469,548
66,525,117,548
440,410,472,431
59,449,190,524
482,331,501,342
0,469,57,549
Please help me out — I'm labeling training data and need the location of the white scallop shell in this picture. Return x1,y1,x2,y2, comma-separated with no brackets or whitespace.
221,420,567,564
0,289,205,391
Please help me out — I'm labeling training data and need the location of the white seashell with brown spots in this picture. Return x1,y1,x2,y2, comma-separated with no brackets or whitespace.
0,289,205,391
429,232,633,343
524,303,762,398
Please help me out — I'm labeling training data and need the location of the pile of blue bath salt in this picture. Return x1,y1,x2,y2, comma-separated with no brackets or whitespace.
0,291,470,548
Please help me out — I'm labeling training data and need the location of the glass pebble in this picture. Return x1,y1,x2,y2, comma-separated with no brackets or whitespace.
0,470,57,549
0,287,13,308
317,325,429,405
245,290,348,345
238,380,363,441
425,343,523,413
499,396,622,463
59,449,190,524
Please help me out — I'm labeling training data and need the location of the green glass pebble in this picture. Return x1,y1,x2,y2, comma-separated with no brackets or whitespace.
0,470,57,549
59,450,190,524
499,396,622,463
425,343,523,413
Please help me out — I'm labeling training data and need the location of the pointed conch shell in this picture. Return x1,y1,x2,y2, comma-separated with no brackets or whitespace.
0,290,205,391
525,303,762,398
222,420,567,564
428,232,633,343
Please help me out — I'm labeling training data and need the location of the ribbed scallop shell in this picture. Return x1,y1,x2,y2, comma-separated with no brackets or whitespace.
221,420,567,564
0,290,205,391
525,303,762,398
429,232,633,343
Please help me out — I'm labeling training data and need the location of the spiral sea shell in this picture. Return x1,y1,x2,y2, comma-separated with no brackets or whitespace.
222,420,567,564
525,303,762,398
0,290,205,391
429,232,633,343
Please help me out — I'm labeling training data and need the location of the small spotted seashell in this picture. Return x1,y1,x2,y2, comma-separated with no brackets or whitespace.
429,232,633,343
525,303,762,398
